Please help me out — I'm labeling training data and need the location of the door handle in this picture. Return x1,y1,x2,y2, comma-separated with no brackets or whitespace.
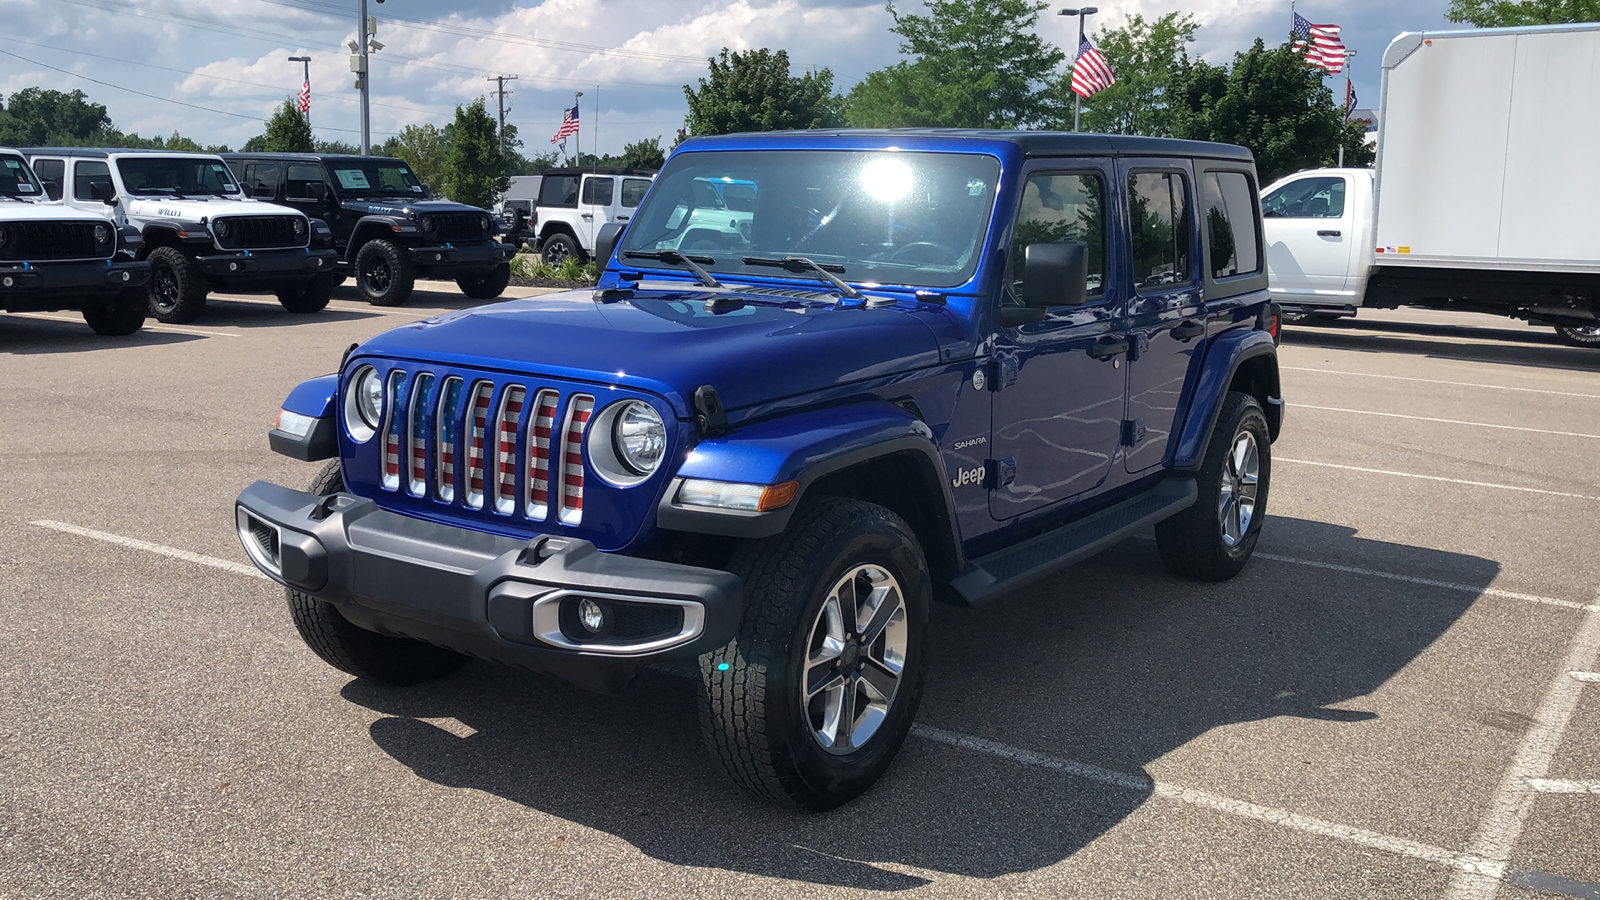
1087,336,1130,360
1317,229,1342,237
615,216,630,222
581,213,593,219
1171,319,1205,342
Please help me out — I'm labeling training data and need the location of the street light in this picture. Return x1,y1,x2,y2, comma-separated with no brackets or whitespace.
1059,7,1099,133
287,56,311,130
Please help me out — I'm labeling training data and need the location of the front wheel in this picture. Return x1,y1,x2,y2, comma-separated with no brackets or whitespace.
355,239,415,307
146,246,208,324
455,263,511,300
81,286,148,336
1155,391,1272,581
275,272,335,314
1554,324,1600,347
699,497,930,810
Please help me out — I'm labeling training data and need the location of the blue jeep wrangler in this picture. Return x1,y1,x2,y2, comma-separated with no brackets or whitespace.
236,130,1282,810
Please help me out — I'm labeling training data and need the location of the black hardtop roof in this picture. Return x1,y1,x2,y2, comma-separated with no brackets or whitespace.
221,152,408,165
22,147,229,159
684,129,1255,162
541,166,658,177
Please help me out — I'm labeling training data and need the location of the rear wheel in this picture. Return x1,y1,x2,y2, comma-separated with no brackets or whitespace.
285,461,471,684
1554,324,1600,347
456,263,511,299
81,286,147,336
275,272,335,314
1156,391,1271,581
355,239,415,306
540,232,583,266
146,246,208,324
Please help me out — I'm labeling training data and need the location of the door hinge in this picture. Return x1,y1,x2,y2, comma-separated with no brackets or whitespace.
1128,332,1151,362
987,457,1017,489
989,357,1020,391
1120,419,1147,447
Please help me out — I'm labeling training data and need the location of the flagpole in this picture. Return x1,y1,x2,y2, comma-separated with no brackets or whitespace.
1340,49,1356,167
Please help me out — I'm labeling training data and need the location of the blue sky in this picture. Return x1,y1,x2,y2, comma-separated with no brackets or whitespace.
0,0,1456,155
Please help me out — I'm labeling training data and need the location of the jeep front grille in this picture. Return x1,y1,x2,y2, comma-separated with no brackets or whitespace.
433,212,489,243
0,221,112,261
213,215,308,250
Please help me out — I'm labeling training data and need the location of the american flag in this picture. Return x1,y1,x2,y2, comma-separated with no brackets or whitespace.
1070,36,1116,99
296,80,310,114
1293,12,1346,74
550,104,579,144
1345,81,1357,118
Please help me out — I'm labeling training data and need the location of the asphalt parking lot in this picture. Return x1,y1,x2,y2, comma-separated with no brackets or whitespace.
2,291,1598,900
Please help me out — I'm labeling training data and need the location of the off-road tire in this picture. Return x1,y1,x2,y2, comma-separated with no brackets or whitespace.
81,286,147,336
1554,324,1600,347
275,272,335,314
540,232,584,266
285,460,471,684
1156,391,1271,581
355,239,415,307
456,263,511,300
699,496,930,810
146,246,208,324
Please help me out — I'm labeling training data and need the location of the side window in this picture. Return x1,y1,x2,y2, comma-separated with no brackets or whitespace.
538,175,578,207
73,160,112,202
244,162,282,198
285,164,325,200
1261,176,1345,219
1010,172,1107,302
33,159,64,200
1127,171,1193,291
581,176,615,206
1200,172,1262,279
621,177,651,208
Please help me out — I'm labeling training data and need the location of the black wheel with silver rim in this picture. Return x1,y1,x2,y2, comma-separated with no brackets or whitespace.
700,496,929,810
1554,324,1600,347
1156,390,1271,581
145,246,208,324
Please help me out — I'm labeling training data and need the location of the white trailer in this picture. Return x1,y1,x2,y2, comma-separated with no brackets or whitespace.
1262,23,1600,346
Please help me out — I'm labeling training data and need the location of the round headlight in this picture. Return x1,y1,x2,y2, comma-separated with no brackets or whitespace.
214,220,230,238
613,401,665,476
355,367,384,429
93,224,111,244
292,218,306,236
480,215,492,232
418,215,434,232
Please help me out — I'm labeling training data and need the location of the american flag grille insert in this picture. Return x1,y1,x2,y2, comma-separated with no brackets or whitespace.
213,215,307,250
406,373,435,497
433,212,488,243
381,371,408,491
1,221,110,261
434,377,463,503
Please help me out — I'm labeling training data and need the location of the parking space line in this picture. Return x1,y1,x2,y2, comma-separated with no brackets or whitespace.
30,520,266,581
10,312,241,338
1253,553,1600,614
1572,672,1600,683
1283,367,1600,400
1294,405,1600,440
1525,779,1600,795
1276,458,1600,502
213,295,440,319
1443,597,1600,900
913,724,1507,880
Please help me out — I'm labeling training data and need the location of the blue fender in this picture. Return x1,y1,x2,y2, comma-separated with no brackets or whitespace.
659,401,959,557
1169,328,1280,471
269,375,340,462
282,374,339,419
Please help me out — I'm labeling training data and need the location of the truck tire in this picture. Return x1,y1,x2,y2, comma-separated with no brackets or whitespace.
285,461,471,684
81,286,148,336
699,496,930,810
456,263,511,300
540,232,584,266
1155,391,1271,581
146,246,208,324
275,272,335,314
1554,324,1600,348
355,239,415,307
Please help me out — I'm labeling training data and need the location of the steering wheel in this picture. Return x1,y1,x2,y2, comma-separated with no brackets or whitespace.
890,241,954,265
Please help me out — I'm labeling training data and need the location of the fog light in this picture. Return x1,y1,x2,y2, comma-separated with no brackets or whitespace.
229,262,239,272
121,271,131,282
2,276,12,288
434,253,443,261
578,598,605,634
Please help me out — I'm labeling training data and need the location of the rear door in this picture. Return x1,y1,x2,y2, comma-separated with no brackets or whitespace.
618,176,652,227
577,174,616,248
1261,173,1355,302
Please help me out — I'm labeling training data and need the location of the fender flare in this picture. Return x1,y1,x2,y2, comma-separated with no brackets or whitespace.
656,401,962,564
347,217,411,262
1169,328,1280,472
269,374,340,462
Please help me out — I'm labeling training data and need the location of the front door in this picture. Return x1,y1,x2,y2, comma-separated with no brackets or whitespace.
282,162,347,245
989,165,1129,520
1261,173,1354,302
577,175,616,248
1120,162,1206,474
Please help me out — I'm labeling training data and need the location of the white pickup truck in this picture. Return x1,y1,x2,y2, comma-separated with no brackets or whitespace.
1263,23,1600,347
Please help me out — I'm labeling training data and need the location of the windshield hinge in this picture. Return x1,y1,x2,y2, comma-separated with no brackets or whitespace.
693,385,728,438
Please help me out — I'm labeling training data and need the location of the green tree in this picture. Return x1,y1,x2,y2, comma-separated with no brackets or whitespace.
618,136,665,169
261,99,313,152
1170,39,1373,184
845,0,1065,128
1062,12,1199,136
315,139,361,154
683,48,843,136
1447,0,1600,24
443,97,508,208
240,134,268,153
0,87,113,145
387,123,449,192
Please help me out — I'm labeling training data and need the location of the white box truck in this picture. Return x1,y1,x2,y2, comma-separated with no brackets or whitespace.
1262,23,1600,346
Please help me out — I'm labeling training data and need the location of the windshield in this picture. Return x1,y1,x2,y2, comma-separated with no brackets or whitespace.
116,157,241,196
0,154,43,198
328,160,424,198
618,149,1002,290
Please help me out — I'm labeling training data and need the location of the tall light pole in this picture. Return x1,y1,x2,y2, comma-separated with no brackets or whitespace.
287,55,311,132
1058,6,1099,133
351,0,384,154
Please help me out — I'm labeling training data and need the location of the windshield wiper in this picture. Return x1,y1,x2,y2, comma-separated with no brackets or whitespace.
741,256,862,300
622,250,723,288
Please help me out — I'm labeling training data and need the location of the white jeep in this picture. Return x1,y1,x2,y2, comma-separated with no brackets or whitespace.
26,148,338,324
0,148,150,336
533,166,655,265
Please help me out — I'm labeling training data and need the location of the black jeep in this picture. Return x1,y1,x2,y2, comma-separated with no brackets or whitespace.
225,154,516,307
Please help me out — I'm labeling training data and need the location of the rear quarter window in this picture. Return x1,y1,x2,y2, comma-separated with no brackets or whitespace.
1201,172,1262,279
539,175,579,207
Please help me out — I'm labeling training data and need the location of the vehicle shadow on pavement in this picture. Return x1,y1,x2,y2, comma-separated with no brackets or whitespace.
1284,321,1600,372
0,317,204,354
340,515,1487,890
192,300,390,329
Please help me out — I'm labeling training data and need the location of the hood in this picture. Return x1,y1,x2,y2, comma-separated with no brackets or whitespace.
0,199,114,224
355,287,943,417
124,195,302,221
340,198,488,217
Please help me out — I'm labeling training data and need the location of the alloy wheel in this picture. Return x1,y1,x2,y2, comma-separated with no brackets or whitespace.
801,564,909,755
1217,430,1260,548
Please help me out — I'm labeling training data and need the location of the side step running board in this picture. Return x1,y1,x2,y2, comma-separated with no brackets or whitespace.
949,477,1198,607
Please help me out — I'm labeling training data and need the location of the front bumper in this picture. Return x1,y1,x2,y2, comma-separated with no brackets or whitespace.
0,259,150,312
235,481,742,693
406,241,516,272
195,247,339,282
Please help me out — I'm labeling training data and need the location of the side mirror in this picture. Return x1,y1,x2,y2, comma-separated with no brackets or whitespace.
418,183,429,196
595,222,626,269
41,180,62,201
89,181,117,205
1021,242,1089,309
307,182,328,201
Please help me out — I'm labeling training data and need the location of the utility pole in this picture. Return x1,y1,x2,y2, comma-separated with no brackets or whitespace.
1058,7,1100,133
1339,49,1357,168
488,75,518,155
350,1,383,154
